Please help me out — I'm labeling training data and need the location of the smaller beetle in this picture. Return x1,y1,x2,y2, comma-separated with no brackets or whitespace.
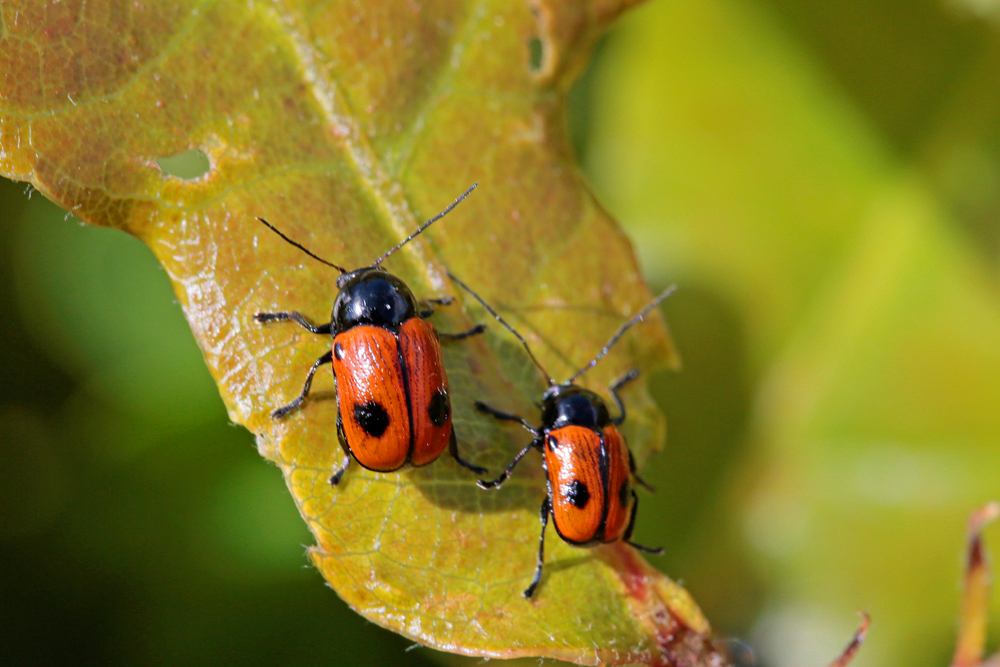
255,186,487,485
448,272,675,598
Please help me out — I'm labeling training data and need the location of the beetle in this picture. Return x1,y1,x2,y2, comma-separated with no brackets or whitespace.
254,185,488,486
448,272,675,598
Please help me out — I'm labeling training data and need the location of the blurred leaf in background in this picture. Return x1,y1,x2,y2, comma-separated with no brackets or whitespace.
581,0,1000,666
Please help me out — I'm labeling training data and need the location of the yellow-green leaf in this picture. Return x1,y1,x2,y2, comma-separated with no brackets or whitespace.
0,0,723,663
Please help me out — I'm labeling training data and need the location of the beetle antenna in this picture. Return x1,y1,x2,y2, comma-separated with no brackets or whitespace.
447,271,555,386
256,217,348,274
565,285,677,385
371,183,477,267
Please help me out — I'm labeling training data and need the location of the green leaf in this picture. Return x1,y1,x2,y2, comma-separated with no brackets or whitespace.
0,0,721,663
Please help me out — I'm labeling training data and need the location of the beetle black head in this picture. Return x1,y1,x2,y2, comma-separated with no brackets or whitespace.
540,384,611,431
332,267,418,333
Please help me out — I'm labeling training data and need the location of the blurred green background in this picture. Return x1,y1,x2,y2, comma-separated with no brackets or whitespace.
3,0,1000,665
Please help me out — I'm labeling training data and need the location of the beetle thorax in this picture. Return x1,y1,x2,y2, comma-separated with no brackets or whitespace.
331,268,418,334
541,385,611,431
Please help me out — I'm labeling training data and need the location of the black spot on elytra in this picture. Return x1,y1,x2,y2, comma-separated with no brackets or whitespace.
564,479,590,509
334,342,345,360
354,401,389,437
619,480,630,508
547,435,558,451
428,390,450,427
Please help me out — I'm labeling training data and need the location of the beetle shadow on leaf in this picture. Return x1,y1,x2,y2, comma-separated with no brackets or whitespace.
293,390,335,417
407,456,546,514
307,390,336,406
545,553,595,577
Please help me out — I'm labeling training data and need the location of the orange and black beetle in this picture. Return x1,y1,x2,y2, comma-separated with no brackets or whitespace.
449,272,675,598
255,186,487,485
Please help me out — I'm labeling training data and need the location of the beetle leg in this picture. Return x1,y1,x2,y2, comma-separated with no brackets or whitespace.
419,296,484,336
626,541,665,554
478,438,539,489
418,296,458,317
623,490,664,554
622,489,639,541
255,310,331,335
424,297,455,308
474,401,539,436
330,413,353,486
631,473,655,492
608,368,640,425
523,496,551,598
628,450,656,492
328,453,351,486
271,350,333,419
437,323,486,340
449,429,488,475
336,410,348,449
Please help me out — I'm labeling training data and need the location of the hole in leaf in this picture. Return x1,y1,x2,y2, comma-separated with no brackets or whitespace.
528,36,545,72
156,149,210,180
